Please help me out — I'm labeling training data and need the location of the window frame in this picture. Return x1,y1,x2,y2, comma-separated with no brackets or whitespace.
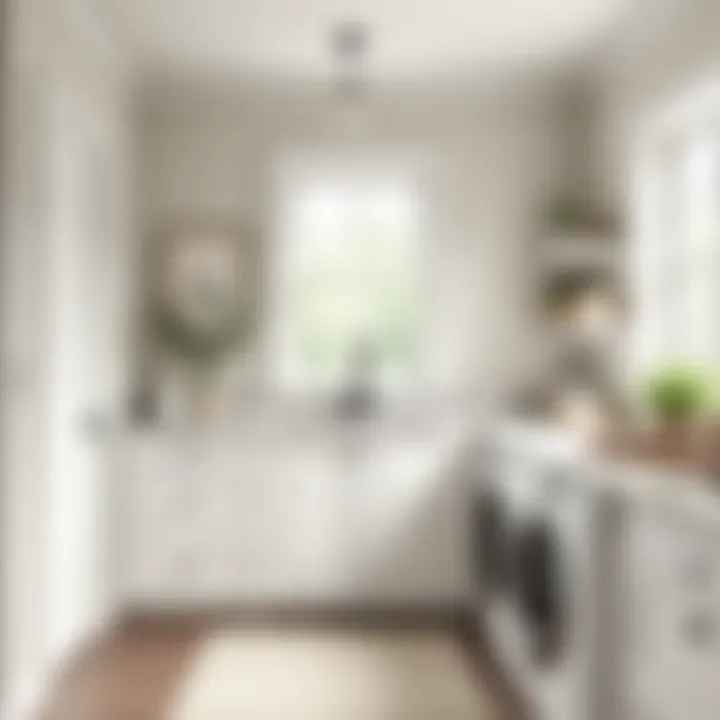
267,149,432,396
630,76,720,379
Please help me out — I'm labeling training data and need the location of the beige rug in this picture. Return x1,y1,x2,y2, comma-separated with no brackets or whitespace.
168,629,499,720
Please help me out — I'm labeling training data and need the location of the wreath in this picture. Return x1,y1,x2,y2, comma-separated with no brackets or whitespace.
151,302,251,372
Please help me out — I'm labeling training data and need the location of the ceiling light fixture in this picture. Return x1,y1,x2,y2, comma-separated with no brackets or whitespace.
331,20,371,100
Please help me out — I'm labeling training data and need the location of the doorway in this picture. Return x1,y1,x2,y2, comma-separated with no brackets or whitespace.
45,83,110,665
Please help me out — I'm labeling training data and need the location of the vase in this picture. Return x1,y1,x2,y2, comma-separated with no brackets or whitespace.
187,375,221,425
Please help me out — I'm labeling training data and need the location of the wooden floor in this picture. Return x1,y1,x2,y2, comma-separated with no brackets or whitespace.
35,615,527,720
36,622,200,720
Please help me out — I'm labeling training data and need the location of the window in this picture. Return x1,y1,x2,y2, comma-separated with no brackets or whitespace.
273,162,423,391
633,114,720,374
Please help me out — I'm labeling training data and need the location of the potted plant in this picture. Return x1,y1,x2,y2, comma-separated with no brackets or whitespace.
641,365,712,460
151,302,251,422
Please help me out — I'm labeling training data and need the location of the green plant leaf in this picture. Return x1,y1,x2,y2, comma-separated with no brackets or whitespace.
641,364,712,421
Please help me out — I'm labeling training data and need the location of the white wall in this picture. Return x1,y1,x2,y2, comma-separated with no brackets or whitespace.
590,0,720,212
137,80,573,406
0,0,134,715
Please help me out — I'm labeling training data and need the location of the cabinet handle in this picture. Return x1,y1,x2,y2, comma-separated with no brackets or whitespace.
682,613,716,648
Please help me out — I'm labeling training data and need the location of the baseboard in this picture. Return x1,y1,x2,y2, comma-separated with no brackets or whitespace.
119,602,469,633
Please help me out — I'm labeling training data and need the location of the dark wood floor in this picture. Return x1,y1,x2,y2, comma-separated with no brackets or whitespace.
36,621,200,720
34,614,528,720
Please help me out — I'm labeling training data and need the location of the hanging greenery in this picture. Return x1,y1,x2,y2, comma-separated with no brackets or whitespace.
151,302,251,373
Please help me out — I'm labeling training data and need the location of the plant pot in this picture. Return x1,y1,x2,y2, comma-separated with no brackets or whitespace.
653,419,695,462
695,422,720,477
187,374,221,424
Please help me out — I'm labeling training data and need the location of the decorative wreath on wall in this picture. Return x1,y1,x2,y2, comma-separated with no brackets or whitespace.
151,302,252,373
149,222,256,374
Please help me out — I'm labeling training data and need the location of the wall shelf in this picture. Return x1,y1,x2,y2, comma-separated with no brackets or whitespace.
538,235,622,274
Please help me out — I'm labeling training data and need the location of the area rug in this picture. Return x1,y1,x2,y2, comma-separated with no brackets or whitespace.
167,628,499,720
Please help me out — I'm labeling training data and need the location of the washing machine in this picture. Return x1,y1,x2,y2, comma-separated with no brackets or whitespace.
476,426,614,720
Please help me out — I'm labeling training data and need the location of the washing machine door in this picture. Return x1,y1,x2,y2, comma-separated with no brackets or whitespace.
473,489,509,595
522,467,601,720
515,517,566,665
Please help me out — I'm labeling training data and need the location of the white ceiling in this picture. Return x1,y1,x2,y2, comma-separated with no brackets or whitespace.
102,0,630,83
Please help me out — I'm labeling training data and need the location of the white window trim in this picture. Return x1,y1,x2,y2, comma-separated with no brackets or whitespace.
630,73,720,379
265,147,434,397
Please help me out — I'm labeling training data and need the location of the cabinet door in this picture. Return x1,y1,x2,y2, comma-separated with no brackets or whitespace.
349,439,466,602
127,440,215,602
626,504,720,720
211,442,342,602
126,441,169,597
626,508,681,720
272,444,342,599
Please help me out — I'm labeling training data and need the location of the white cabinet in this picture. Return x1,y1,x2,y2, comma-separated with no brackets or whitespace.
345,439,467,603
122,429,468,608
125,438,340,604
623,497,720,720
